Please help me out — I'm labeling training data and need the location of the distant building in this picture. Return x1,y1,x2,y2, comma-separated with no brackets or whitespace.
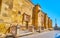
54,19,60,30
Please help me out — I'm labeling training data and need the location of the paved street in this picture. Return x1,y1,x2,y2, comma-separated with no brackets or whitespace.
19,30,60,38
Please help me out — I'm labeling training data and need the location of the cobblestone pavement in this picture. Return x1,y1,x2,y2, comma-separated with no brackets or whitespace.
19,30,60,38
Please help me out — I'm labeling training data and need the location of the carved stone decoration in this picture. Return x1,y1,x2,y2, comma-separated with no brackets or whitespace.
23,13,30,22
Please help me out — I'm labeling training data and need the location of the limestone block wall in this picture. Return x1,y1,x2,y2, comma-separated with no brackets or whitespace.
46,15,49,29
32,5,40,30
0,0,34,31
0,0,34,24
40,11,45,30
0,0,2,13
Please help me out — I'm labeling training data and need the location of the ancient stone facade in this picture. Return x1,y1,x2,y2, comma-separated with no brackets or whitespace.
0,0,53,34
0,0,2,12
46,15,49,29
0,0,34,33
38,11,45,30
37,5,52,31
48,17,52,29
32,5,40,30
48,18,52,29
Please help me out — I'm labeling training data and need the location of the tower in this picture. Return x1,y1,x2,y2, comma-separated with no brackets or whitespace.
55,19,58,28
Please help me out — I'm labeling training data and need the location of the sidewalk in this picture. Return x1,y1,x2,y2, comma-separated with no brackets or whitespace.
0,30,53,38
17,30,52,37
17,30,33,37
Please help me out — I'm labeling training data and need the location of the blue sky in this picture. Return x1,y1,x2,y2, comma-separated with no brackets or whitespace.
31,0,60,27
